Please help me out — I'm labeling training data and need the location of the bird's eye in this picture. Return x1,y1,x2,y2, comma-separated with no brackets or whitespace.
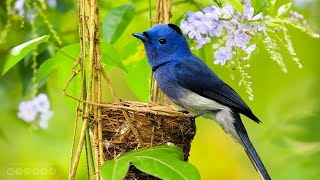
158,38,167,44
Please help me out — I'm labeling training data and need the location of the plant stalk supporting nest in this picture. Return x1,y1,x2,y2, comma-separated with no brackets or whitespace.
150,0,172,104
66,0,174,179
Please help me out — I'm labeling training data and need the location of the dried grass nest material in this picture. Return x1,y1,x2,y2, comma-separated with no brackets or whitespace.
92,101,196,179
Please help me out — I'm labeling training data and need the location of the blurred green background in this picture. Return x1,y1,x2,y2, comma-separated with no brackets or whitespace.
0,0,320,179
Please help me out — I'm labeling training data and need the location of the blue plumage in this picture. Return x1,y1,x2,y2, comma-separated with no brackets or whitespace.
133,24,271,180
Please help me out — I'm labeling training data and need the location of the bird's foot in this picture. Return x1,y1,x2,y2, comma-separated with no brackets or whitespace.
178,109,190,114
186,109,212,119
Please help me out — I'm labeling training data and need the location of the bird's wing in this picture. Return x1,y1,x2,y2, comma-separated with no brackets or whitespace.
174,57,261,123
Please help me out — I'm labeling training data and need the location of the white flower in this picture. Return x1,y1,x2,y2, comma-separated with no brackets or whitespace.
38,110,54,129
251,13,263,21
47,0,57,8
245,44,256,54
254,24,266,32
17,101,38,122
14,0,25,16
244,44,256,59
34,93,51,113
17,93,54,129
214,46,233,65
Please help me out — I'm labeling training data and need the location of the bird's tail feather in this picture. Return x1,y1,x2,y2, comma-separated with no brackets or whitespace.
232,112,271,180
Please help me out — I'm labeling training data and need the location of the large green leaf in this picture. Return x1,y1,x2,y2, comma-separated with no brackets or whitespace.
100,146,200,180
100,160,130,180
2,35,50,76
100,40,126,71
35,43,80,83
103,3,135,44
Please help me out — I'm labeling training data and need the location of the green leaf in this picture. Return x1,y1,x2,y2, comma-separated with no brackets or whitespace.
227,0,243,13
103,3,135,44
35,57,55,83
35,43,80,83
174,13,187,25
2,35,50,76
100,160,130,180
100,146,200,180
252,0,267,13
100,40,126,72
132,157,200,180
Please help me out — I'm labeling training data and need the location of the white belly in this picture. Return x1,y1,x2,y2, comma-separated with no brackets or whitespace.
176,90,241,143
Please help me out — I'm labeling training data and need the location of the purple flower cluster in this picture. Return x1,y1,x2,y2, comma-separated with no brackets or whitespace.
180,0,265,65
17,93,54,129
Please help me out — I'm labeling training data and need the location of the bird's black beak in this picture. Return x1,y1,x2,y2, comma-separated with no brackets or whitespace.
132,32,150,42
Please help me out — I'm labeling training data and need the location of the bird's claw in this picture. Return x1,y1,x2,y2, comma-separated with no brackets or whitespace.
178,109,190,114
187,109,213,119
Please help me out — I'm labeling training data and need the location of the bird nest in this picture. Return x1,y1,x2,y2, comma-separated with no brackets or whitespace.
92,101,196,179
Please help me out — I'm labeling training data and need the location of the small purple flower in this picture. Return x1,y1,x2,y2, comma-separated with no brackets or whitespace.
180,12,208,39
214,46,233,65
208,20,225,37
196,36,211,49
243,3,254,20
227,32,251,50
180,19,190,34
187,11,205,22
203,6,221,21
243,0,263,21
221,4,234,18
180,1,264,67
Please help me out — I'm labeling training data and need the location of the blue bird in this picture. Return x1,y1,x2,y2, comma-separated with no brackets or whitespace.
133,24,271,180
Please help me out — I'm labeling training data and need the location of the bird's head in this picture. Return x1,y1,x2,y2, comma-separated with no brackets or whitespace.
133,24,191,69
